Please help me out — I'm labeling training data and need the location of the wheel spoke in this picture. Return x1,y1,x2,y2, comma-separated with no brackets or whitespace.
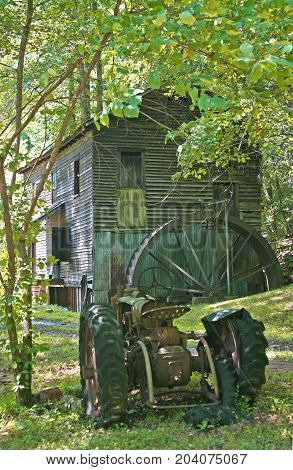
156,251,206,289
126,212,282,299
232,262,277,283
171,286,203,294
139,284,153,289
216,261,277,291
199,221,209,282
231,230,254,266
206,233,241,284
173,229,193,275
148,251,194,289
182,228,209,284
217,232,254,286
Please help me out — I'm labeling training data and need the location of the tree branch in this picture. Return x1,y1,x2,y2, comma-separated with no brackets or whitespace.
0,270,5,289
23,0,122,232
15,0,34,156
0,160,16,288
4,56,85,158
9,0,34,197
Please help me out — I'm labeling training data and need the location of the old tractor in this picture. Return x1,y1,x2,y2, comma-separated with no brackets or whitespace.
79,214,278,426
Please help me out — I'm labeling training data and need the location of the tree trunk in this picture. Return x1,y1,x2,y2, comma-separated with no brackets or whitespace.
15,241,33,406
96,58,103,113
4,298,32,406
79,63,91,123
16,289,33,407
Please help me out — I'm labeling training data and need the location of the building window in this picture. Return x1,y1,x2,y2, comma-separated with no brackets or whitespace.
52,227,71,262
119,151,143,188
51,172,57,203
213,183,238,216
74,159,80,195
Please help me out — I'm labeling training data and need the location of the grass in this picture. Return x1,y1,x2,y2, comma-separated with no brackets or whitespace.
175,284,293,343
0,286,292,450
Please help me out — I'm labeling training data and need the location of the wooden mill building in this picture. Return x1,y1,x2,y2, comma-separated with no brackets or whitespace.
22,91,277,311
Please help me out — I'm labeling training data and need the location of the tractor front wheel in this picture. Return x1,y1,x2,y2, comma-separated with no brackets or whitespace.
202,310,269,398
184,355,237,426
79,303,128,426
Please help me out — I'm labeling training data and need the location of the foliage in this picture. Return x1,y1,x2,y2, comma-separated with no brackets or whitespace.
260,111,292,255
0,0,291,405
0,0,125,405
0,287,292,449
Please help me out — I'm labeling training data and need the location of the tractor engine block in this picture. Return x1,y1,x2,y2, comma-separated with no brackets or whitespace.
151,345,192,387
148,326,192,387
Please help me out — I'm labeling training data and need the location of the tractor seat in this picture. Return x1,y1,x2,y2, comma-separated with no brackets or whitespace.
141,305,190,321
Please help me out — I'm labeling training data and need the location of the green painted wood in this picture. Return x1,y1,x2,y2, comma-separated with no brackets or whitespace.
117,188,147,228
92,226,258,301
93,231,148,302
92,92,262,233
93,231,112,303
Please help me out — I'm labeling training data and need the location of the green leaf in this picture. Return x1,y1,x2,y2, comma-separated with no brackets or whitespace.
175,82,187,97
77,44,85,55
189,87,198,105
117,67,129,75
266,55,293,68
7,161,17,171
128,95,142,106
154,9,167,27
40,71,49,88
150,38,169,52
250,63,263,84
112,101,124,117
210,96,228,110
240,43,254,57
123,105,139,118
147,0,164,8
226,29,240,36
47,67,55,76
197,94,210,112
100,111,109,126
281,44,293,54
179,10,196,26
93,117,100,131
148,72,161,89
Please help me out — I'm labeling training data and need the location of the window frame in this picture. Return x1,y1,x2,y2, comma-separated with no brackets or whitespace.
52,226,71,262
74,158,80,196
118,149,144,189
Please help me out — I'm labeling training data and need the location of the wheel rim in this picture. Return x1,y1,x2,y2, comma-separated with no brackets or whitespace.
83,325,100,416
126,214,282,300
219,320,240,373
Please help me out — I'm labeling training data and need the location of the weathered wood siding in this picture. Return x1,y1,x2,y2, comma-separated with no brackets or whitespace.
25,91,263,307
92,91,262,301
27,132,94,289
27,164,53,278
92,92,261,233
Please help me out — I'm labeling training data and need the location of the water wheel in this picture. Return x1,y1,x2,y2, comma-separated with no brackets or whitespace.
125,214,283,301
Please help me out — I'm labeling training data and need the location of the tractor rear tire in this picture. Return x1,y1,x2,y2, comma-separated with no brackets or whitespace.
79,303,128,426
204,312,269,398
